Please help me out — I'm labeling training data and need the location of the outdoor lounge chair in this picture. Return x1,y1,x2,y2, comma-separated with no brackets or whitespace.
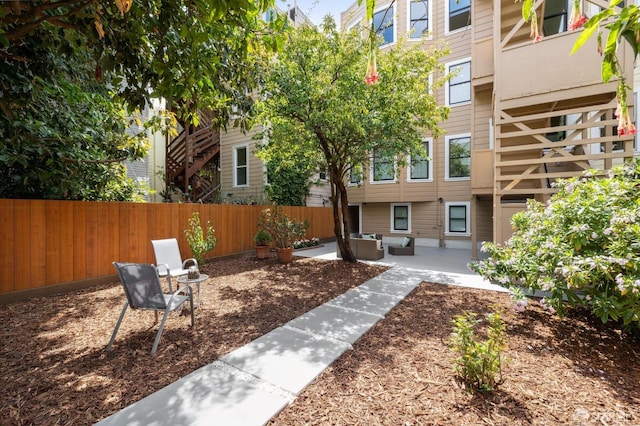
151,238,198,291
107,262,195,355
388,237,415,256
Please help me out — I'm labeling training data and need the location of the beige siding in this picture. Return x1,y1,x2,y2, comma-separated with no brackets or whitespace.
472,89,492,150
475,198,493,244
473,0,494,40
341,0,475,246
219,126,265,203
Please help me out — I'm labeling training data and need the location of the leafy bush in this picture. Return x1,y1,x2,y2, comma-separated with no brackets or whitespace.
184,212,217,264
470,159,640,328
448,310,508,392
254,229,272,246
258,207,308,249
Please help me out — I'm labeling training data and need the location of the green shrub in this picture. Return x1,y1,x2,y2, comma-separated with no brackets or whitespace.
184,212,216,264
470,159,640,328
448,310,508,392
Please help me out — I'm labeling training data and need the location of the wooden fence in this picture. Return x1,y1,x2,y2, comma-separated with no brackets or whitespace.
0,200,335,299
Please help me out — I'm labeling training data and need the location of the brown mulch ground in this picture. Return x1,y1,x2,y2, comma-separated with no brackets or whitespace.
2,254,640,425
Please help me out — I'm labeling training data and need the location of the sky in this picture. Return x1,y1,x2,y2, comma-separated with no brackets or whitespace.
275,0,352,26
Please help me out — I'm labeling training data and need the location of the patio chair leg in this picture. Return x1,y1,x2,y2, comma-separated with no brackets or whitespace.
106,301,129,352
151,310,171,355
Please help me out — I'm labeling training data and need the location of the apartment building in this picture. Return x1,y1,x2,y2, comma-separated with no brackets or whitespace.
216,5,332,207
340,0,636,258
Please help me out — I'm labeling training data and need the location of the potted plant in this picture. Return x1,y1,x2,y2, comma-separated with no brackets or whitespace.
254,228,272,259
258,207,308,263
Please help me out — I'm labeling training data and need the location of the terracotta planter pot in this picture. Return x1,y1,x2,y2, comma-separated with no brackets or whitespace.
276,247,294,263
255,245,270,259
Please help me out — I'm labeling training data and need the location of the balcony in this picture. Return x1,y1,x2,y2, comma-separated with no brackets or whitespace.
497,31,632,103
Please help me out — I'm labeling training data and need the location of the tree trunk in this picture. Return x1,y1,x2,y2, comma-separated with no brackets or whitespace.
330,166,357,262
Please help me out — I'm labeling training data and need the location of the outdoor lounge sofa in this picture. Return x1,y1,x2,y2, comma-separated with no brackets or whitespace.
337,233,384,261
388,236,415,256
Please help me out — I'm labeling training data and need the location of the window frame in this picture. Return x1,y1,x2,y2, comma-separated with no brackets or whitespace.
445,134,471,181
390,203,412,233
372,4,396,46
407,138,433,182
407,0,432,40
542,0,568,37
445,58,471,106
348,164,363,186
445,0,471,34
445,201,470,236
233,144,249,187
370,149,397,184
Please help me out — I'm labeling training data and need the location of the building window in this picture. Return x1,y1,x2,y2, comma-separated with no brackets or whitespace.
408,0,430,39
319,168,328,181
446,59,471,106
233,145,248,187
371,149,395,182
446,135,471,180
391,203,411,233
409,139,432,181
447,0,471,33
349,164,362,185
543,0,568,36
373,5,395,45
445,202,470,235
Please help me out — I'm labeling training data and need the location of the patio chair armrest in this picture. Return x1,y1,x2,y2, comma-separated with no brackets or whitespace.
168,285,194,306
156,263,171,276
182,258,199,269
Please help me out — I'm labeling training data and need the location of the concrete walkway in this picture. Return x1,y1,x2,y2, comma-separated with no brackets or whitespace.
96,243,504,426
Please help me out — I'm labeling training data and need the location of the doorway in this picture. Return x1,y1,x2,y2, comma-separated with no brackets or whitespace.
347,204,361,237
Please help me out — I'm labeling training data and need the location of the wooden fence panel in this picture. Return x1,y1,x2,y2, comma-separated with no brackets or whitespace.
0,200,15,293
59,202,75,284
14,200,32,290
45,201,61,286
0,200,335,297
73,202,87,282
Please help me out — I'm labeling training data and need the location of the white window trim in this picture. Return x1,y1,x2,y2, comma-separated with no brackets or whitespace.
233,143,249,188
391,203,412,233
406,0,433,41
445,57,471,107
369,151,397,184
444,0,471,35
445,201,470,237
407,138,433,182
445,133,471,181
373,4,397,47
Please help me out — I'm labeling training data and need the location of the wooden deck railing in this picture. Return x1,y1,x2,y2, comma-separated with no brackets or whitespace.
0,200,334,298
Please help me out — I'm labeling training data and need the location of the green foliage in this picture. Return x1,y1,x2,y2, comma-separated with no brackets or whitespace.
448,310,508,392
258,207,308,249
1,1,283,128
0,24,148,200
265,158,313,206
254,228,272,246
1,0,283,200
470,159,640,329
255,17,450,256
184,212,217,264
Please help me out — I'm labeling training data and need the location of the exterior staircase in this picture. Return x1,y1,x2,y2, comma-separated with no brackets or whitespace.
166,110,221,203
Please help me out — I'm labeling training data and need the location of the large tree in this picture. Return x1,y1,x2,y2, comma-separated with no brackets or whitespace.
0,0,282,200
255,18,450,262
